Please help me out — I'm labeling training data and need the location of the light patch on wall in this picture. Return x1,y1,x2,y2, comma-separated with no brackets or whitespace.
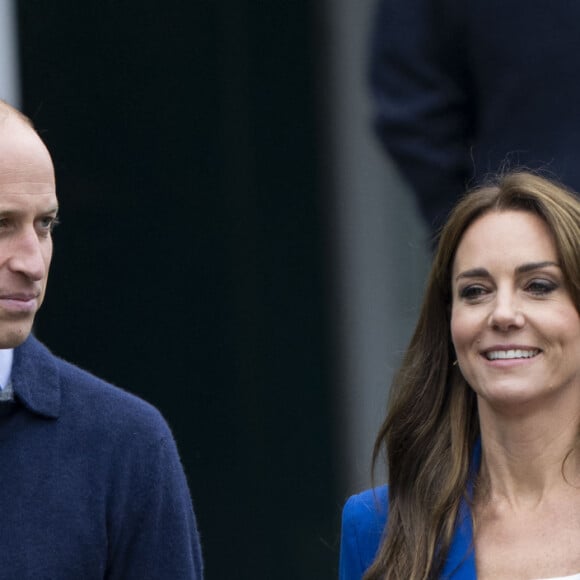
0,0,20,106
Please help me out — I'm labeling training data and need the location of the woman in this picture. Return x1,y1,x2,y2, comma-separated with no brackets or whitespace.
339,171,580,580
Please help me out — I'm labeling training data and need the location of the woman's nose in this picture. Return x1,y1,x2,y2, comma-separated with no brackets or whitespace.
488,290,524,331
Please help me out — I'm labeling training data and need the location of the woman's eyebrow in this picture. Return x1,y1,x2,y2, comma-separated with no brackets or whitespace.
455,261,560,282
515,260,560,274
455,267,489,282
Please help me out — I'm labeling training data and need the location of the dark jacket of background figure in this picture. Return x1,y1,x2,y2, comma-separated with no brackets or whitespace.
370,0,580,233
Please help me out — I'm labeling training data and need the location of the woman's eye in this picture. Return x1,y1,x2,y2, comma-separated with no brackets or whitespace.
526,279,557,295
459,285,487,300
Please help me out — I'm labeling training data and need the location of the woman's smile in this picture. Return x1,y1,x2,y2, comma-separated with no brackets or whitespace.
451,210,580,409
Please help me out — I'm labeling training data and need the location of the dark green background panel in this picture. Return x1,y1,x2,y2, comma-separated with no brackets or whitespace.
18,1,339,578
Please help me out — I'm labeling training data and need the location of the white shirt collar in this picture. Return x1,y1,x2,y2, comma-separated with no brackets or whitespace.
0,349,14,390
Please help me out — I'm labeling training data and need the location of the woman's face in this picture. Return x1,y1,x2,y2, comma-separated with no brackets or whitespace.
450,210,580,412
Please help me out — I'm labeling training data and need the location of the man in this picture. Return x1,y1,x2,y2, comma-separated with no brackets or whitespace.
0,100,203,579
370,0,580,236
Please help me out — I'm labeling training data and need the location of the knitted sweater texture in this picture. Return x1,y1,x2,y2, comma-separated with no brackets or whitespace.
0,335,203,579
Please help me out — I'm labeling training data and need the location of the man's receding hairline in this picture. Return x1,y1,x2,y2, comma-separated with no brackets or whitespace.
0,100,34,129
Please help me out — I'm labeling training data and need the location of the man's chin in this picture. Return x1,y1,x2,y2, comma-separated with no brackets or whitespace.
0,325,34,349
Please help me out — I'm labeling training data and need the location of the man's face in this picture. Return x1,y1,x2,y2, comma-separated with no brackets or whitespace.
0,113,58,348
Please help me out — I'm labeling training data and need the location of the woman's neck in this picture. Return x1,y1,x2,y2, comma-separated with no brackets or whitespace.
477,400,580,508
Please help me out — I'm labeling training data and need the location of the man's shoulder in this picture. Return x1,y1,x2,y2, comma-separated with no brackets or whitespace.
14,335,171,441
61,358,169,436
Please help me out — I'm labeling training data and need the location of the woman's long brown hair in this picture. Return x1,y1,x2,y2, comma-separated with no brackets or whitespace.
363,171,580,580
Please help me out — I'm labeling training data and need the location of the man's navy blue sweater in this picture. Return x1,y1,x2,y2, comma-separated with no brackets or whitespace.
0,334,203,579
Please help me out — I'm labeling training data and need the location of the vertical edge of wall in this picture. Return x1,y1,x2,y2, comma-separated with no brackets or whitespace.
0,0,21,106
323,0,430,494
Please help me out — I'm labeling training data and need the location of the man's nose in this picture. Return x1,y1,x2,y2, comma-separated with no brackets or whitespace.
8,228,48,281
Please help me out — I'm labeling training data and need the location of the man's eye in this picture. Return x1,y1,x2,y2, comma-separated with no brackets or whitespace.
0,219,14,233
39,216,60,232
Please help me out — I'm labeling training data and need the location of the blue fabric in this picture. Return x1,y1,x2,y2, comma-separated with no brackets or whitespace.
0,334,203,579
339,487,476,579
339,487,390,578
340,442,482,579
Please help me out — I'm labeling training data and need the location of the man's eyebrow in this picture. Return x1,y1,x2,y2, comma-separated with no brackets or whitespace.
455,261,560,282
38,205,59,215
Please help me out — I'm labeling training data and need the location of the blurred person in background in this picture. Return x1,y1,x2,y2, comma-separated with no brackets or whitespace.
370,0,580,237
0,100,203,579
340,172,580,579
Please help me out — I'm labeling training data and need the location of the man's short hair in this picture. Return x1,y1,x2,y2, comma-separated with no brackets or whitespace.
0,99,35,128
